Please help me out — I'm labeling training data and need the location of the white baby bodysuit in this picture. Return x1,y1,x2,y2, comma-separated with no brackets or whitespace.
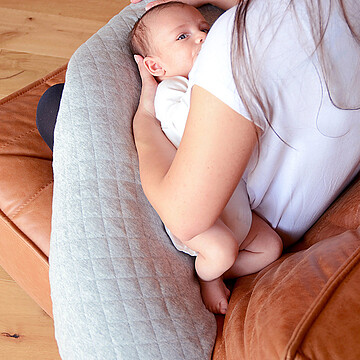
154,76,190,149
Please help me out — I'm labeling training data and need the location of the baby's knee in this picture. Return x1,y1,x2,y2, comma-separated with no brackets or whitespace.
268,231,283,261
219,239,239,263
202,237,238,270
195,238,238,282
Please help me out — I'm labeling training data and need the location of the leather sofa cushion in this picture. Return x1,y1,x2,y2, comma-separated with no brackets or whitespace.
0,66,66,257
214,175,360,359
0,66,66,316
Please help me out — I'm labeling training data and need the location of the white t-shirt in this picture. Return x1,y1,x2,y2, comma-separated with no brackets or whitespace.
188,1,360,246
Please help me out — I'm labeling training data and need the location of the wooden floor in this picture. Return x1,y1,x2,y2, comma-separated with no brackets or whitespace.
0,0,130,358
0,0,129,99
0,265,61,359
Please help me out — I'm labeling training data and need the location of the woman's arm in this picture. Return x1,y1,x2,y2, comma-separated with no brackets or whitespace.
133,56,258,242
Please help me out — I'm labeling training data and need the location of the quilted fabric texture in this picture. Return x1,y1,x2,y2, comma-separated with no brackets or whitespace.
49,2,223,359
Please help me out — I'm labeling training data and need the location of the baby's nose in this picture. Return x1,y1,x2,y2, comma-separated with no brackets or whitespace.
195,31,206,44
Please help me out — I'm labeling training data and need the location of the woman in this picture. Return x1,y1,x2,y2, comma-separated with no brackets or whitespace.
132,0,360,310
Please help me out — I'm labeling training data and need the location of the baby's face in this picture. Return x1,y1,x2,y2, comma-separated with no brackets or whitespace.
148,5,210,78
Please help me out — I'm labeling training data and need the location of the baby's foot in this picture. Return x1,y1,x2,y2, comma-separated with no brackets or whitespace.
199,277,230,314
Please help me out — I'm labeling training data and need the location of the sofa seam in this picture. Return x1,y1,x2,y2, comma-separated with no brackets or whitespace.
9,180,54,220
295,349,311,360
0,66,67,106
0,128,39,150
0,209,49,263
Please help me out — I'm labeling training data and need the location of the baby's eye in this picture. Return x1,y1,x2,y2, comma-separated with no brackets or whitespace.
177,34,188,40
202,28,209,34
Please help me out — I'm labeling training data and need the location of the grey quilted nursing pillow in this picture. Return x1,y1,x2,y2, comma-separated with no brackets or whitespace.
49,2,223,359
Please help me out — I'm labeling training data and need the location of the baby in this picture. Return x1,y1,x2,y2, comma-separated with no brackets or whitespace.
130,2,283,314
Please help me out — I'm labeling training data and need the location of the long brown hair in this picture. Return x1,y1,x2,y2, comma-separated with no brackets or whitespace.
231,0,360,130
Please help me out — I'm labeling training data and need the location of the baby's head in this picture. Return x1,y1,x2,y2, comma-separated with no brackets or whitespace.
130,2,210,80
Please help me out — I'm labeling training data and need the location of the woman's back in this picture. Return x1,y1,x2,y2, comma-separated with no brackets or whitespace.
189,0,360,246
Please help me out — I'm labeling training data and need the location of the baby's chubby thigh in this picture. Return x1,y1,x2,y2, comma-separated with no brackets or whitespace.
220,179,252,248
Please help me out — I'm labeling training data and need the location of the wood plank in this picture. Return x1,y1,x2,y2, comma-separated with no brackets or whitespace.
0,49,67,99
0,0,131,99
0,263,12,281
0,0,128,22
0,7,107,58
0,266,61,359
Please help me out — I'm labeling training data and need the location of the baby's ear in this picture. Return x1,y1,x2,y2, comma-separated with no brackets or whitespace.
143,56,165,77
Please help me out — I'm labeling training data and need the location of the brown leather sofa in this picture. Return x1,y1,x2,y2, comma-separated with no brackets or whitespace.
214,177,360,359
0,65,66,317
0,66,359,358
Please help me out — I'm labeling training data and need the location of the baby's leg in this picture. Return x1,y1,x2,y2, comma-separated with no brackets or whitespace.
224,213,283,279
182,219,239,314
198,277,230,314
184,218,239,282
195,213,282,314
183,179,252,314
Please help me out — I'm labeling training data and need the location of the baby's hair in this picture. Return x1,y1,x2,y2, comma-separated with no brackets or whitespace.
130,1,187,57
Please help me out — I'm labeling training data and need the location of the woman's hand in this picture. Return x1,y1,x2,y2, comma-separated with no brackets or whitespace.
130,0,209,11
134,55,158,117
130,0,236,11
